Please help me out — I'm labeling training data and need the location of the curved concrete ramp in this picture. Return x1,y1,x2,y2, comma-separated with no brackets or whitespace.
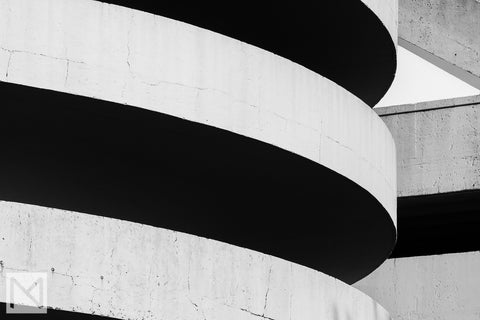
86,0,398,106
0,81,394,283
0,201,392,320
0,0,397,318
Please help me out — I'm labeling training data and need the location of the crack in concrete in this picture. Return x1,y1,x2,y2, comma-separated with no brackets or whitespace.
126,13,135,75
325,135,354,153
1,46,85,81
140,79,258,112
222,302,276,320
52,270,77,286
65,60,69,86
173,232,179,258
5,51,12,78
141,79,233,99
109,247,115,261
189,298,207,320
239,308,275,320
263,265,272,317
184,244,207,320
0,46,85,64
121,12,135,99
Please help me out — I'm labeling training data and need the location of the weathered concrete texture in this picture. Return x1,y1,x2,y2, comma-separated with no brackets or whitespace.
354,251,480,320
0,201,391,320
88,0,397,106
0,0,397,223
376,95,480,197
399,0,480,81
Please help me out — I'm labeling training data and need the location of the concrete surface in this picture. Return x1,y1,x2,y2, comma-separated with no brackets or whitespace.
88,0,398,106
376,95,480,197
0,0,396,227
0,81,393,284
0,0,398,315
399,0,480,88
354,251,480,320
0,201,392,320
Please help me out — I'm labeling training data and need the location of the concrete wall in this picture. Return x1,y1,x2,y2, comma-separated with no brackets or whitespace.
0,0,399,317
399,0,480,88
0,0,396,222
365,95,480,320
0,201,391,320
376,95,480,197
355,251,480,320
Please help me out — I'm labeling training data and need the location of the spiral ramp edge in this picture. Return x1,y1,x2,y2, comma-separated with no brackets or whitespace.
0,0,397,319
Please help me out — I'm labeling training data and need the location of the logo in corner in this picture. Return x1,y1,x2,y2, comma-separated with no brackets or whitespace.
6,272,47,314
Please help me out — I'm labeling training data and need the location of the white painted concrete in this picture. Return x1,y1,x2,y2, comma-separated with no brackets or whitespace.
0,201,392,320
377,95,480,197
0,0,397,224
355,251,480,320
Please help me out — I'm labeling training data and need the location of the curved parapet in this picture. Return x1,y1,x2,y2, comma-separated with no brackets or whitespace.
83,0,398,107
0,0,397,318
0,201,392,320
0,0,396,283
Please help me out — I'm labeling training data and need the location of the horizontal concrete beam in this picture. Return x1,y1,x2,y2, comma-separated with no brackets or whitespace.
354,251,480,320
377,95,480,197
0,201,391,320
376,96,480,257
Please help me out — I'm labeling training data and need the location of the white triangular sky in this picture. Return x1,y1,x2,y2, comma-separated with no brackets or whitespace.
375,46,480,108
